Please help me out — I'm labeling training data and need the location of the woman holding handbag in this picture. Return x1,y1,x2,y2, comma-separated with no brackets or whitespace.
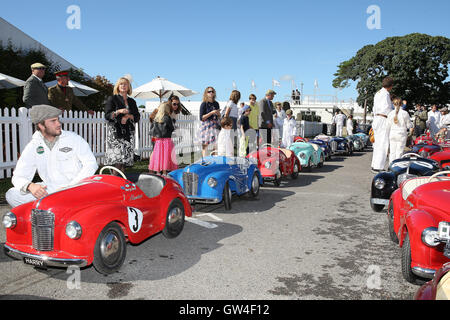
199,86,221,157
104,76,140,174
148,102,178,175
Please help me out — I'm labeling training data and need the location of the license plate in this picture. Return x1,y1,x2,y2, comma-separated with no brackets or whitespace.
23,257,46,268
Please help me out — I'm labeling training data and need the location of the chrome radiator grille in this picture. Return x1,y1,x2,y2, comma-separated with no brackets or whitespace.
182,172,199,196
31,209,55,251
330,141,338,152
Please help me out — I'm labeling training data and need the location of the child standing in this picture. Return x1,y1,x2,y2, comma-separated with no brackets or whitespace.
281,109,297,148
239,105,251,156
217,117,234,157
149,102,178,175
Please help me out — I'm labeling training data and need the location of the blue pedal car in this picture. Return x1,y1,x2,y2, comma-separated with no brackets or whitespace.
169,156,262,210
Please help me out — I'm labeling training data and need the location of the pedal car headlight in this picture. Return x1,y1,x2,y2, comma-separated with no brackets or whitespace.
422,227,440,247
374,178,385,190
397,173,417,186
264,161,272,168
66,221,82,240
207,177,218,188
298,152,306,159
2,212,17,229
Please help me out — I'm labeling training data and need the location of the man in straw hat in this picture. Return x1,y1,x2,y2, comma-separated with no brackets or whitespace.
5,105,98,207
48,70,94,115
23,62,50,108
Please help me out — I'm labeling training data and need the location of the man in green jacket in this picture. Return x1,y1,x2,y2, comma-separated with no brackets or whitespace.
48,70,94,115
413,104,428,137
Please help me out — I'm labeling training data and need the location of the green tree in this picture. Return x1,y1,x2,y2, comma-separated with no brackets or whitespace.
332,33,450,112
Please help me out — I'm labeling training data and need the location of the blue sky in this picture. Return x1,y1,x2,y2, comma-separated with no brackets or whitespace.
1,0,449,105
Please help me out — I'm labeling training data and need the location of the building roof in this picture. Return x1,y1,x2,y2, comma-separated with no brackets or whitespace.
0,17,90,78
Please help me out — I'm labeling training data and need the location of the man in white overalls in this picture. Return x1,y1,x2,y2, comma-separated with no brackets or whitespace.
371,77,394,173
6,105,98,207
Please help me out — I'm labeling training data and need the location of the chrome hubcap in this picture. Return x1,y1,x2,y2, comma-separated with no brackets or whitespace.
100,231,120,265
168,207,182,224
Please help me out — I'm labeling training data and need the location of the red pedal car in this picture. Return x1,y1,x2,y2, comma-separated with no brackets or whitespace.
415,262,450,300
388,171,450,283
430,150,450,170
247,144,301,186
2,166,192,275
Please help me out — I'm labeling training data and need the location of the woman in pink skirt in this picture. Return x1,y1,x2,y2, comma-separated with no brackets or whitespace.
149,102,178,175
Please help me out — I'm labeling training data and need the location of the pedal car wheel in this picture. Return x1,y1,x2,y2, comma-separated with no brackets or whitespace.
223,181,232,210
274,169,282,187
291,163,299,179
93,222,127,275
307,159,312,172
162,198,185,239
318,154,324,168
401,233,419,284
387,202,398,244
249,173,260,198
370,202,384,212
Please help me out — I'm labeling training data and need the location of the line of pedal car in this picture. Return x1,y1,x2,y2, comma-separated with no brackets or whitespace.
1,133,369,276
369,132,450,299
169,133,370,210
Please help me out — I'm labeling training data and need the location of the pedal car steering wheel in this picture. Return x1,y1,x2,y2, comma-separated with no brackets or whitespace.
401,153,421,158
99,166,127,179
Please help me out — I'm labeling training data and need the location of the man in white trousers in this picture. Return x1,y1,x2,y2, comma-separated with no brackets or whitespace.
334,111,346,136
6,104,98,207
346,115,354,136
427,104,441,137
371,77,394,173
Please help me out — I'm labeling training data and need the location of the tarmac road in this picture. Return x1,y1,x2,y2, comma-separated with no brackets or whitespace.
0,148,419,300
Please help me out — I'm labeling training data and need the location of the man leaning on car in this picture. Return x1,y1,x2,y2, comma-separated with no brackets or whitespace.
6,104,98,207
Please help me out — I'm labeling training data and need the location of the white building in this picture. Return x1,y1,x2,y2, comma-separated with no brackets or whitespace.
0,17,88,77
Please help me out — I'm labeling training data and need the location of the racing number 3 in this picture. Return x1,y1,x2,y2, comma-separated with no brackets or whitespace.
127,207,143,233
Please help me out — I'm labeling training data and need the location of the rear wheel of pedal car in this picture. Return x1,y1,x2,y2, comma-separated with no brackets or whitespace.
291,163,299,179
162,198,185,239
388,202,399,244
249,173,260,198
274,169,282,187
223,181,232,210
307,159,312,172
401,233,419,284
93,222,127,275
318,154,324,168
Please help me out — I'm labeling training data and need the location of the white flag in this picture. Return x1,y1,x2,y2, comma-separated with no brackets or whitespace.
232,81,237,89
272,79,281,87
314,79,319,89
251,80,256,89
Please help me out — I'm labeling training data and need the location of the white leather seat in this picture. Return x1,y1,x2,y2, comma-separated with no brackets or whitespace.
402,176,450,200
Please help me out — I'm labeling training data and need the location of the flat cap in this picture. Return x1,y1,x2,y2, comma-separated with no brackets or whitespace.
266,89,276,95
30,62,47,69
30,105,62,124
440,106,448,112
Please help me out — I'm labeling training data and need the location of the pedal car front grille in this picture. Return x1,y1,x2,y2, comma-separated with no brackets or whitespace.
31,209,55,251
331,141,337,151
182,172,199,196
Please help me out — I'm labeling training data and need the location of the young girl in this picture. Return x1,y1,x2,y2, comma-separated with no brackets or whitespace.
217,117,234,157
148,102,178,175
281,109,297,148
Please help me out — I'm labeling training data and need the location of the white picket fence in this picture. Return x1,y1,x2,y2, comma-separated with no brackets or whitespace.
0,107,323,179
0,107,201,178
